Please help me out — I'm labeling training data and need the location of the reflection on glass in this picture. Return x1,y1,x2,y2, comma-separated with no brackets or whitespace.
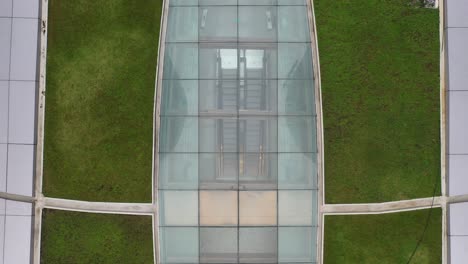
162,80,198,116
239,0,277,5
199,45,238,79
278,79,315,115
199,118,238,153
200,191,238,226
167,7,198,42
199,79,238,113
240,153,277,189
278,227,316,262
200,153,238,189
278,6,310,42
160,227,199,263
159,191,198,225
200,228,238,263
278,116,316,152
239,227,277,263
278,43,313,79
239,46,278,79
159,153,198,189
278,153,317,189
163,43,198,79
160,117,198,152
239,6,277,42
199,6,237,41
170,0,198,6
239,118,277,153
238,79,277,113
240,191,277,226
279,190,315,226
200,0,237,5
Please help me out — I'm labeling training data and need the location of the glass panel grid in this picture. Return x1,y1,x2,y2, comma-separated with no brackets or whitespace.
159,0,317,263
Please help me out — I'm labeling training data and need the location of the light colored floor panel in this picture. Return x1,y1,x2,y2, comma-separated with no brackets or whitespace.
0,18,11,80
0,82,7,143
4,215,31,264
12,0,39,18
8,81,36,144
0,0,12,17
6,144,34,196
446,0,468,28
0,144,6,192
5,200,32,216
448,154,468,196
447,28,468,91
449,203,468,236
448,91,468,154
9,18,38,81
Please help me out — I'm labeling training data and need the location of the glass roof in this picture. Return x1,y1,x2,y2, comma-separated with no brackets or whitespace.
157,0,318,262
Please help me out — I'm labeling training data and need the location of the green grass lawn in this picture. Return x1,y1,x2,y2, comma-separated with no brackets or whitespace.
43,0,162,202
314,0,440,203
324,208,442,263
41,210,154,264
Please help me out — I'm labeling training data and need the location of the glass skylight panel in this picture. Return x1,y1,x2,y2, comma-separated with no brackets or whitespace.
159,117,198,152
278,6,310,42
278,43,313,79
161,80,198,116
278,153,317,189
158,0,318,262
199,152,238,189
163,43,198,79
167,7,198,42
159,190,198,225
239,6,277,42
159,153,198,189
200,227,238,263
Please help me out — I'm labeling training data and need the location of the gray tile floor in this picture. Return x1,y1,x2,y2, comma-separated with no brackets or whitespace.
446,0,468,262
0,0,39,263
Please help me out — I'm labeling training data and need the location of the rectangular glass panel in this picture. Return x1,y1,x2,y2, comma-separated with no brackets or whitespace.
239,191,277,226
200,228,238,263
160,117,198,152
278,0,306,5
200,153,238,189
163,43,198,79
239,0,277,5
278,43,313,79
199,6,237,41
239,227,277,263
239,6,277,42
167,7,198,42
239,45,278,79
200,191,238,226
240,153,277,189
278,79,315,115
278,6,310,42
239,118,277,153
199,118,238,152
278,153,317,189
162,80,198,116
239,79,277,113
199,79,238,113
159,153,198,189
278,116,316,152
278,227,316,262
160,227,199,263
279,190,316,226
170,0,198,6
159,191,198,226
200,0,237,5
199,44,238,79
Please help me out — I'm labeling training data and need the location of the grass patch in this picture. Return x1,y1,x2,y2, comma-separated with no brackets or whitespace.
43,0,162,202
314,0,440,203
40,210,154,264
324,208,442,263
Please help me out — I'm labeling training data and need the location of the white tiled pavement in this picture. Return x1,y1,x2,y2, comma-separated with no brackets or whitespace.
0,0,39,263
446,0,468,263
